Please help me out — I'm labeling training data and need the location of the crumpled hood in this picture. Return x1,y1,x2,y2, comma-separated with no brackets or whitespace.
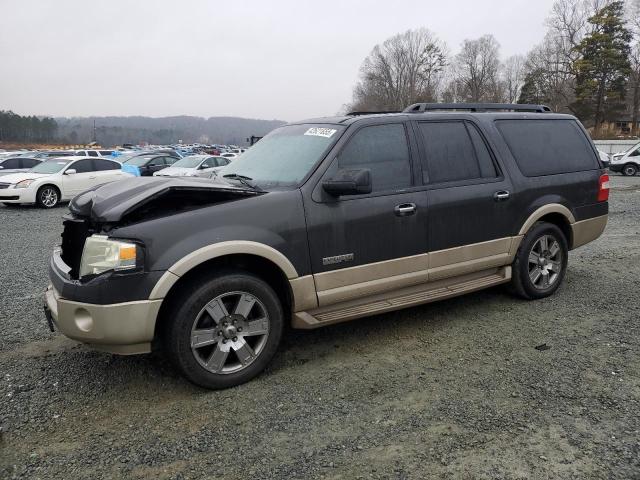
69,176,263,223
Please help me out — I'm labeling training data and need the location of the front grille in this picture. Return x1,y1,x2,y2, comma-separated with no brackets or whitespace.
60,217,93,279
0,183,10,189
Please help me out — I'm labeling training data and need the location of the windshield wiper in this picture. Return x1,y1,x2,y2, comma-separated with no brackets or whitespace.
222,173,263,191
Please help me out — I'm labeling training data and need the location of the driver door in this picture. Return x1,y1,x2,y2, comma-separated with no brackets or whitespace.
303,122,428,307
61,159,96,197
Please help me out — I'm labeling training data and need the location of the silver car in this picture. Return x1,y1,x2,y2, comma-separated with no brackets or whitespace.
153,155,230,178
0,157,42,176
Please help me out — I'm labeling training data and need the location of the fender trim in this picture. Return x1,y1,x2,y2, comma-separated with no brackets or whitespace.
518,204,576,236
148,241,299,301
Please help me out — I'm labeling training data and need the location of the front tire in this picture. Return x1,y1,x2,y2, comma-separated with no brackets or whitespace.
622,163,638,176
163,270,284,389
511,222,568,300
36,185,60,208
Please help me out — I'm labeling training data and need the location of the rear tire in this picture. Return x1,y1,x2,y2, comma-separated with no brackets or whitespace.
162,270,284,389
36,185,60,208
622,163,638,176
511,222,568,300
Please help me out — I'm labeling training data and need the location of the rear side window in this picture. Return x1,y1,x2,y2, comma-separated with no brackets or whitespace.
93,159,120,171
87,151,99,157
418,121,497,184
1,159,21,169
337,123,412,193
22,159,40,168
71,159,94,173
496,119,599,176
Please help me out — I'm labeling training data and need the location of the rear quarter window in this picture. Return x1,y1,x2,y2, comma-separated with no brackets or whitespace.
495,119,599,176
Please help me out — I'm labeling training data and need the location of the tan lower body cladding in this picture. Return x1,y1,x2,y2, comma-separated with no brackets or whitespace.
292,236,521,329
290,214,607,329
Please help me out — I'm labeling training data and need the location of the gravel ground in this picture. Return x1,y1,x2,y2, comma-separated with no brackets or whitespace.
1,175,639,480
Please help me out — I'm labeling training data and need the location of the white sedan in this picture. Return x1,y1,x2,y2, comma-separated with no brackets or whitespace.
153,155,230,178
0,156,132,208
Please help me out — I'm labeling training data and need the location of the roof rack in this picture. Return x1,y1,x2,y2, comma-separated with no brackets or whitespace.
403,103,552,113
346,110,400,116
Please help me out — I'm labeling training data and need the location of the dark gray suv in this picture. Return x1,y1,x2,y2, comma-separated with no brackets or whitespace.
45,103,609,389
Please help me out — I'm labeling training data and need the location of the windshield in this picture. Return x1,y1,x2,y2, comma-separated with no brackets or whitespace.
218,124,344,188
171,156,206,168
29,159,71,174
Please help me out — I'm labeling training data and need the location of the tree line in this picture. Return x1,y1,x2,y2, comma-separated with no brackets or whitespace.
0,110,58,142
348,0,640,136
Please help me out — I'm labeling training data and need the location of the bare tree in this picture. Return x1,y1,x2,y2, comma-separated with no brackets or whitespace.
502,55,526,103
451,35,503,102
349,28,448,112
627,0,640,134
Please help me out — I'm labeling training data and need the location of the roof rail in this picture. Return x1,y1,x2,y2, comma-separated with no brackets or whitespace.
346,110,400,116
403,103,552,113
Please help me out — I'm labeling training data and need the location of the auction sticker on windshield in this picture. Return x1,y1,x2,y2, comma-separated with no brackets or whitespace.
304,127,337,138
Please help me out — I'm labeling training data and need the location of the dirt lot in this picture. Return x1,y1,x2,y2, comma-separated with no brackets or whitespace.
1,175,639,480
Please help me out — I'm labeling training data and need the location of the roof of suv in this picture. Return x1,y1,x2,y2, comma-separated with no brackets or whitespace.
292,103,576,126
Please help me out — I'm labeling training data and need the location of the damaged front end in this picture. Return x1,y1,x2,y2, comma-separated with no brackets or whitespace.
60,176,263,279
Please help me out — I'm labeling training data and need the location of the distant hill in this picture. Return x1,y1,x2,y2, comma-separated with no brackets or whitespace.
54,115,286,147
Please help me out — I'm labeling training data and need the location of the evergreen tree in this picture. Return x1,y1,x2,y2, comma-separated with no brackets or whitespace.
572,1,632,130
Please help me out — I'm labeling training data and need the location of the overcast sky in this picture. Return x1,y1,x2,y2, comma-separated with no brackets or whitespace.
0,0,556,121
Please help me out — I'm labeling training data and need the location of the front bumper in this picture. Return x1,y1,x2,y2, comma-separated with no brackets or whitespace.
608,163,623,173
0,189,36,203
44,284,161,354
46,247,165,355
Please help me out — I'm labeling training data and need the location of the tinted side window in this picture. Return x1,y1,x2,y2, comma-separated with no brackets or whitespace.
71,159,94,173
496,119,599,176
338,123,411,193
629,147,640,157
87,151,98,157
418,121,496,183
22,159,40,168
1,159,21,169
99,150,113,156
93,159,120,171
148,156,163,166
165,156,177,165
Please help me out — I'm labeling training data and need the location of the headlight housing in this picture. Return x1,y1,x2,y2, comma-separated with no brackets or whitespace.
15,179,35,189
79,235,138,278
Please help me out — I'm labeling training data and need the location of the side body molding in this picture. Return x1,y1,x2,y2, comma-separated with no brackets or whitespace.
149,241,300,300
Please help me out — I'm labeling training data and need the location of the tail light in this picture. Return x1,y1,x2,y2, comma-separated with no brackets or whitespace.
597,174,610,202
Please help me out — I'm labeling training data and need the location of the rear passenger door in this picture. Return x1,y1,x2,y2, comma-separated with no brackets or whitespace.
305,122,429,307
93,158,126,183
415,120,515,280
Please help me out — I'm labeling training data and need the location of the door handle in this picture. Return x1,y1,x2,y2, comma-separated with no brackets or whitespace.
493,190,510,202
394,203,416,216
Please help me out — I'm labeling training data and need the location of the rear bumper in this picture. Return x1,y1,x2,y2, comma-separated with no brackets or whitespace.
571,214,608,249
45,284,161,354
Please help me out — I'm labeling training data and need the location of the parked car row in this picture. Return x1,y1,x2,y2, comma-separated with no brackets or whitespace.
0,156,131,208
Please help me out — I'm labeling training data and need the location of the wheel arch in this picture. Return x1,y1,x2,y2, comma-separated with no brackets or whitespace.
150,243,305,342
518,204,575,249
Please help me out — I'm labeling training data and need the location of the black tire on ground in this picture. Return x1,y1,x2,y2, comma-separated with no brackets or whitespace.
36,185,60,208
162,269,284,389
510,221,569,300
622,163,638,176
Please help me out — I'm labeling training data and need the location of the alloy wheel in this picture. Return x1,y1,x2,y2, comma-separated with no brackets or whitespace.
190,291,270,375
40,187,58,207
527,234,563,290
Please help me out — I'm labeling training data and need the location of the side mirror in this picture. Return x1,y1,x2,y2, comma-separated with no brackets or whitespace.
65,169,77,175
322,168,372,196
